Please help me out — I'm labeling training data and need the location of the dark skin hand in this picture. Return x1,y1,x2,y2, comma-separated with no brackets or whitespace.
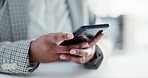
59,31,104,64
29,31,104,64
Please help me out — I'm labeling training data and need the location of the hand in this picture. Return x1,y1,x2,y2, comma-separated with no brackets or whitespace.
29,32,75,63
59,31,105,64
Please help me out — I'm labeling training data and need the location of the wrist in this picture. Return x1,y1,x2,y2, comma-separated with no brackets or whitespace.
29,40,36,62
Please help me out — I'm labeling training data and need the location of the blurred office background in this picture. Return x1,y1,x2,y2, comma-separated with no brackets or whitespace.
87,0,148,77
88,0,148,54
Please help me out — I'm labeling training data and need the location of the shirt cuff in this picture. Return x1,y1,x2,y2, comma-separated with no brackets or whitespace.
28,61,39,73
84,45,103,69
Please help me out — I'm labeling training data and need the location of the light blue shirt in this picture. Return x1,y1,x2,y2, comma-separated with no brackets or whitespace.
28,0,72,39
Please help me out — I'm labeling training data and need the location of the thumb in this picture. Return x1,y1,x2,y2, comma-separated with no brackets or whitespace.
47,32,74,43
89,31,104,46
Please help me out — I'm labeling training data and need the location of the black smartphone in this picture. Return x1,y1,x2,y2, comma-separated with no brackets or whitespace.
60,24,109,45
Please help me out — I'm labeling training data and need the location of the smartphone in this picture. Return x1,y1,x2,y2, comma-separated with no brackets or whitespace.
60,24,109,45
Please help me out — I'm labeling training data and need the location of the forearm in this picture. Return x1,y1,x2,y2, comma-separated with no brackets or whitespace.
0,40,38,74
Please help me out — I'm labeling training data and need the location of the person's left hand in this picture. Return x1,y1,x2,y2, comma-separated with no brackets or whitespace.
59,31,104,64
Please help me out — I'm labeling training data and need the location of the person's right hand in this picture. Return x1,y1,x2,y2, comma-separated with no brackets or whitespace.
29,32,74,63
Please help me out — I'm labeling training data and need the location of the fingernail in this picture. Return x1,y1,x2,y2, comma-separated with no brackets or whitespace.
70,49,76,54
67,33,74,39
60,55,66,59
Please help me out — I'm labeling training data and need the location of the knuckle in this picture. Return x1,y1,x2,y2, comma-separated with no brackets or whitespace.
77,57,81,63
76,49,81,55
53,34,59,41
79,50,86,56
67,56,71,61
80,57,85,64
95,38,100,42
64,46,70,52
79,58,83,64
57,32,67,40
73,57,80,64
62,34,67,39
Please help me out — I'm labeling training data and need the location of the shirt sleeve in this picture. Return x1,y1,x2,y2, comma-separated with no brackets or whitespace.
0,40,39,74
84,45,103,69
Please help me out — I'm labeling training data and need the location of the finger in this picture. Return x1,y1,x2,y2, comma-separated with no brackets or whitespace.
89,31,105,46
69,48,92,57
47,32,74,43
68,42,89,49
56,42,89,54
55,46,70,54
59,54,85,64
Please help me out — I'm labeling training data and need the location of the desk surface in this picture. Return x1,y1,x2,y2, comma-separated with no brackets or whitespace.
0,53,148,78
